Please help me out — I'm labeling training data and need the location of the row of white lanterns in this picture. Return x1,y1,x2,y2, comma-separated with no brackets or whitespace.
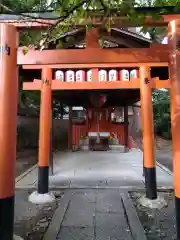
55,69,139,82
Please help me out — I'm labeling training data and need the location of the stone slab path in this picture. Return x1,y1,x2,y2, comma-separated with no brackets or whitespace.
44,189,147,240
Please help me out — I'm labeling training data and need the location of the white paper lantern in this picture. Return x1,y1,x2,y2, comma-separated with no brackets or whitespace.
111,112,116,120
87,70,92,82
55,70,64,81
120,69,130,81
66,70,75,82
99,69,107,82
130,69,138,80
109,70,118,81
76,70,85,82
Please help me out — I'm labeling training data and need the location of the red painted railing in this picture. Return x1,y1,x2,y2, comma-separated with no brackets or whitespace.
72,125,87,145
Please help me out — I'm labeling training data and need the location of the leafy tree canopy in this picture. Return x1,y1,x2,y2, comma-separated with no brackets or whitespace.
1,0,180,46
152,90,171,139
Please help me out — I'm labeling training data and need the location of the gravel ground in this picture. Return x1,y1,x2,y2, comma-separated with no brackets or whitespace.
16,149,37,177
155,137,173,171
26,200,59,240
14,190,63,240
130,191,176,240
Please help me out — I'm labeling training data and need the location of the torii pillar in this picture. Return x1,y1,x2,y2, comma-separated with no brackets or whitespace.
29,68,55,203
124,106,129,151
86,27,99,48
140,66,157,200
0,24,18,239
86,27,99,81
168,20,180,239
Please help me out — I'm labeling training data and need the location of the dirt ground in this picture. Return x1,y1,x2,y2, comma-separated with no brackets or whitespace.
16,134,68,177
155,136,172,151
16,149,38,177
155,136,173,171
129,138,175,240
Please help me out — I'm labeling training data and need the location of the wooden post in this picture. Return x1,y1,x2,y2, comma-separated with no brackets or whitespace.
124,106,129,150
86,109,89,129
68,106,72,150
0,24,18,240
168,20,180,239
92,68,99,82
140,66,157,200
108,108,113,122
49,110,54,176
86,27,99,48
86,28,99,83
38,68,52,194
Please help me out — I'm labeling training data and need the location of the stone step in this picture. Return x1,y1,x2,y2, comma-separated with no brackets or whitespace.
79,145,127,152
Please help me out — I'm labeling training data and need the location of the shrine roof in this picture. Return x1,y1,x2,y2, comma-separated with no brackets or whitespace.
46,27,151,49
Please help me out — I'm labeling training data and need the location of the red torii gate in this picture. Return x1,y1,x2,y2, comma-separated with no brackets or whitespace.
0,13,180,239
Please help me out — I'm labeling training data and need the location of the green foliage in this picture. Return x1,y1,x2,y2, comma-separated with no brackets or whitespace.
0,0,47,12
152,90,171,139
20,30,45,47
154,0,180,7
140,0,180,41
3,0,180,45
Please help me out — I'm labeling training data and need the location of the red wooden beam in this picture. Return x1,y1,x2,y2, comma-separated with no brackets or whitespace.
51,79,140,90
0,19,56,29
23,80,41,90
151,78,170,88
23,78,170,90
22,62,168,69
23,79,140,90
18,44,170,66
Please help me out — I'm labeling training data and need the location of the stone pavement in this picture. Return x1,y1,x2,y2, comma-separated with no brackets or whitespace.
16,149,173,189
43,189,147,240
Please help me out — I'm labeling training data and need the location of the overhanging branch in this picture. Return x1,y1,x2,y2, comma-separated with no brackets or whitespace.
41,0,93,47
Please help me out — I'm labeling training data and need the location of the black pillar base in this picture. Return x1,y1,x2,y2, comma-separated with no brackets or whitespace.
0,195,14,240
143,155,145,177
38,166,49,194
143,165,145,177
49,126,54,176
144,167,157,199
175,196,180,240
